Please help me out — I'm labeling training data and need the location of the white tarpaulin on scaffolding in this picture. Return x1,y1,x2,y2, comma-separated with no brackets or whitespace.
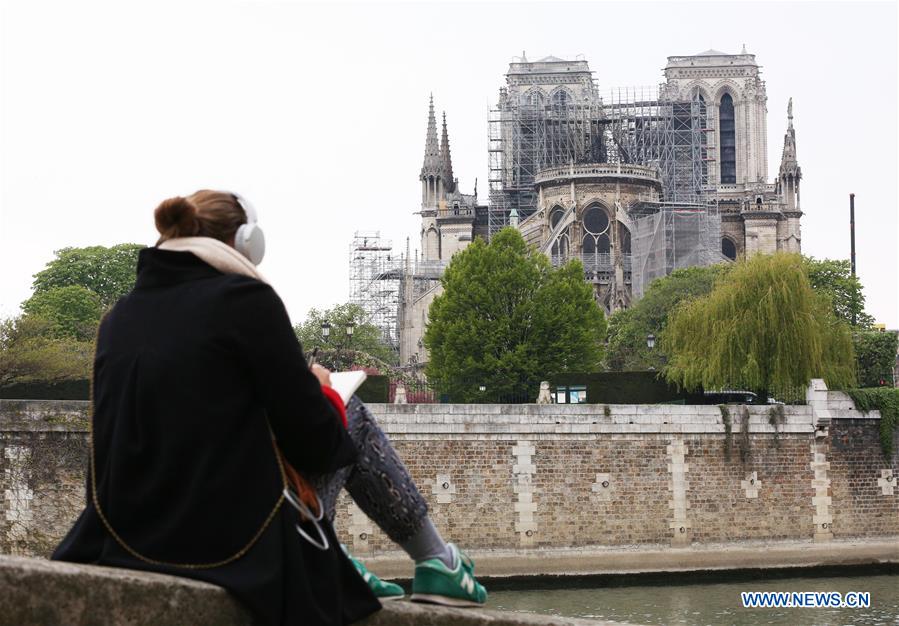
630,205,725,299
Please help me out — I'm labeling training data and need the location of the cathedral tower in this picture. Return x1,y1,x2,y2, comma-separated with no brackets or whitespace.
418,96,476,263
401,96,482,366
662,47,768,188
420,95,442,261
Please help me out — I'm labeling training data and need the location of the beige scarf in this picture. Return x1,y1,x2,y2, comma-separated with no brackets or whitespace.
158,236,268,284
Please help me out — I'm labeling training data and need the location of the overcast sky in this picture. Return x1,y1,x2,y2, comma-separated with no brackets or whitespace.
1,0,897,328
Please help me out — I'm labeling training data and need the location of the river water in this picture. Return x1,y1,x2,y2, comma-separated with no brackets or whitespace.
487,574,899,625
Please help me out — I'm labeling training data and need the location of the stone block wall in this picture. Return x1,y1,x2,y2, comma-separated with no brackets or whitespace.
532,437,671,546
684,433,814,542
331,397,898,555
0,401,89,556
743,217,779,256
1,385,897,558
829,418,899,537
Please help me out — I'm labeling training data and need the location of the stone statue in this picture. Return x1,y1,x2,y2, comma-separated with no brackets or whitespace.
787,97,793,122
394,382,408,404
536,381,552,404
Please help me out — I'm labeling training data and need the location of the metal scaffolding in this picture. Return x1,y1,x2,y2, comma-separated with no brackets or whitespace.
603,87,711,204
488,84,713,239
489,91,604,237
348,231,402,353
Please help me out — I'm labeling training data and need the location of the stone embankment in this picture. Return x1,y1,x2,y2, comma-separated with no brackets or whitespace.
0,556,628,626
1,382,898,559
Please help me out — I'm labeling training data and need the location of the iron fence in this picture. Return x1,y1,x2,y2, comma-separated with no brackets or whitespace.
383,376,809,405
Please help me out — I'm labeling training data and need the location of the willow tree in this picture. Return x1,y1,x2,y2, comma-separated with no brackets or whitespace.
662,253,855,400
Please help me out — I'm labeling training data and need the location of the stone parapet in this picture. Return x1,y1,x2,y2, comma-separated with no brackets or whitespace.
365,402,816,437
534,163,661,187
0,399,89,431
0,556,623,626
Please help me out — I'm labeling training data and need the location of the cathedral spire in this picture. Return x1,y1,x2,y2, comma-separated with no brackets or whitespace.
780,98,798,167
440,111,455,192
778,97,801,213
421,94,441,177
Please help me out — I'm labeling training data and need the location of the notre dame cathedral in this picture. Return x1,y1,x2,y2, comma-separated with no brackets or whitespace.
396,48,803,365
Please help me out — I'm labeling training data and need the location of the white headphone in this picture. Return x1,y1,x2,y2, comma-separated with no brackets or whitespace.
230,192,266,265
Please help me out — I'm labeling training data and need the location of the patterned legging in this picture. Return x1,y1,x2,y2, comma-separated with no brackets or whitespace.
309,397,429,543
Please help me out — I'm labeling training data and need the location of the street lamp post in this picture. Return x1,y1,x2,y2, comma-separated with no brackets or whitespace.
319,321,332,368
344,321,356,367
646,333,657,372
318,319,357,369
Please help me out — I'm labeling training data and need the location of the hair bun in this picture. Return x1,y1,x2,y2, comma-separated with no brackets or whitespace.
154,196,200,239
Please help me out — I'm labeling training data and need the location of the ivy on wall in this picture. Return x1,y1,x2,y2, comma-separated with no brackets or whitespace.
719,404,732,460
768,404,786,449
846,388,899,457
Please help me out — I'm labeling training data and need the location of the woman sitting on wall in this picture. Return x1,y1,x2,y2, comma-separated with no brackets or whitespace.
52,190,486,626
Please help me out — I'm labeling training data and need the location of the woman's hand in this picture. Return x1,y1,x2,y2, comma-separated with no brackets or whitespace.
311,364,332,388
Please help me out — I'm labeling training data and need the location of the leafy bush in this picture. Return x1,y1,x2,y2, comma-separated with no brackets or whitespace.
852,331,898,388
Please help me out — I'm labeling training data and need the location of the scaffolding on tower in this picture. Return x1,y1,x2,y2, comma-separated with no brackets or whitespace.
348,231,403,355
602,86,711,204
487,72,720,300
488,86,604,238
488,82,714,240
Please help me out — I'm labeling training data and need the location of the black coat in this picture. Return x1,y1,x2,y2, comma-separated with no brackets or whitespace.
52,248,380,625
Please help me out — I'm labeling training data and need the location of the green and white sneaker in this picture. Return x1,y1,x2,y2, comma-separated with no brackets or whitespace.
343,546,405,601
411,543,487,607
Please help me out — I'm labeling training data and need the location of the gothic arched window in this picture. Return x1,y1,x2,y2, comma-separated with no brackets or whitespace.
582,205,612,258
425,227,439,260
523,90,544,107
597,233,610,254
719,93,736,184
722,236,737,261
551,234,570,264
550,206,565,229
619,224,631,254
551,89,571,107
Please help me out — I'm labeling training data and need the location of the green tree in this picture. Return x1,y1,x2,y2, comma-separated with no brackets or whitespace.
32,244,144,308
662,253,856,400
0,316,93,386
294,303,396,370
853,330,898,388
803,257,874,327
424,228,606,402
605,264,730,371
22,286,103,341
